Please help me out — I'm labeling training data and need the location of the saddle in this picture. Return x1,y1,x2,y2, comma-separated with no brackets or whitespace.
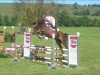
44,20,57,31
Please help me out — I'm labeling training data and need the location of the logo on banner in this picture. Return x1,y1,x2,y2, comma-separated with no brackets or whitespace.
70,36,77,48
25,33,31,43
26,37,30,43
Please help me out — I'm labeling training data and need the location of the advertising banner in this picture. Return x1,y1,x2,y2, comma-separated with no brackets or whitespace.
68,35,79,67
24,32,31,58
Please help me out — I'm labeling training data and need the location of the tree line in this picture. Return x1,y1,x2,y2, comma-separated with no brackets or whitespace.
57,12,100,27
73,2,100,16
88,4,100,7
0,13,100,27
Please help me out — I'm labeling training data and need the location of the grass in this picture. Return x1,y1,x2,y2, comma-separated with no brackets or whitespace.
0,27,100,75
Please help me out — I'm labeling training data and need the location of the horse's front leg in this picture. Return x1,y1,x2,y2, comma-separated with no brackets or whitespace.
38,34,49,40
44,36,49,40
38,34,43,39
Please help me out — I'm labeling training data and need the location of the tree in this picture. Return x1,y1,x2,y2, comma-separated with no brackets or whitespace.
10,15,18,26
13,0,55,26
94,10,100,16
57,11,72,27
13,1,34,26
73,2,78,9
74,9,90,16
3,15,10,26
91,19,100,27
78,16,91,26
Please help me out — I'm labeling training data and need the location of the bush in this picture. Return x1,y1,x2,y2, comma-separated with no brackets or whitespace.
0,52,12,58
0,31,3,33
5,32,13,42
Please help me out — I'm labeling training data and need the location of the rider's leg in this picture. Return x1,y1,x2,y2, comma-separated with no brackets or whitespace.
51,19,57,31
52,24,59,32
51,19,59,31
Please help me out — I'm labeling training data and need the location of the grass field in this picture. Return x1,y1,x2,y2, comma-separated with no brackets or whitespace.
0,27,100,75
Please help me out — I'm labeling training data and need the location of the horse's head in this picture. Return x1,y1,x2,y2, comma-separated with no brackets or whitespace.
33,19,59,40
33,19,45,35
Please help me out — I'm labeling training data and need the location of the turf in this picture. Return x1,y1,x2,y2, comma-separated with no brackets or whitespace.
0,27,100,75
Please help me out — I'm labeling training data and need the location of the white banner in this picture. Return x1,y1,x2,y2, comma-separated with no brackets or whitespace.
68,35,79,67
24,32,31,58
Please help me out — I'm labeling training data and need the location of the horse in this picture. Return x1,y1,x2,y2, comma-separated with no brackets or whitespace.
33,19,68,54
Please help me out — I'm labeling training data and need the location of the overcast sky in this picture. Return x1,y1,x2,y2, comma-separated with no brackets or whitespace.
0,0,100,5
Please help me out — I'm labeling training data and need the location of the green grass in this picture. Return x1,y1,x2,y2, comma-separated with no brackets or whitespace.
0,27,100,75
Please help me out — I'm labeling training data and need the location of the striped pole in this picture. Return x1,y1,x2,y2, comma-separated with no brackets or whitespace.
50,33,57,69
12,32,18,61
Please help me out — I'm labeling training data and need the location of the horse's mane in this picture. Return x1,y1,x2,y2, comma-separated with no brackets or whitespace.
37,19,45,26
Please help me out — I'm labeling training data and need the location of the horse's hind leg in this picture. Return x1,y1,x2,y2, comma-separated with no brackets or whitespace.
55,38,63,54
55,38,67,60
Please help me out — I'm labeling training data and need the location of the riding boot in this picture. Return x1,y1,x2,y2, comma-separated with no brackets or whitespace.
52,26,58,32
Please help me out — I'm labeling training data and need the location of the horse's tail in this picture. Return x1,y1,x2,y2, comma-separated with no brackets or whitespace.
63,33,70,48
57,31,69,38
64,33,69,38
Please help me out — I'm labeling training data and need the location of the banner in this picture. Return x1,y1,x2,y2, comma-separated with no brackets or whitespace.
68,35,79,67
24,32,31,58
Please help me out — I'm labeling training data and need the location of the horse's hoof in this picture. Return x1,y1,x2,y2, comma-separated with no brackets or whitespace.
44,37,48,40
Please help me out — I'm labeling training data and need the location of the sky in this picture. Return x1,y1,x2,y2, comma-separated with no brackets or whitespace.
57,0,100,5
0,0,100,5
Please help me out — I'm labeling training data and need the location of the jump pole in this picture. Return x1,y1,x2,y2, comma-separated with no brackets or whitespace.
50,33,57,69
12,32,18,61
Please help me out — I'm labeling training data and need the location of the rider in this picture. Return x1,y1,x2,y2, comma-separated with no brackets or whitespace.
42,15,59,32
